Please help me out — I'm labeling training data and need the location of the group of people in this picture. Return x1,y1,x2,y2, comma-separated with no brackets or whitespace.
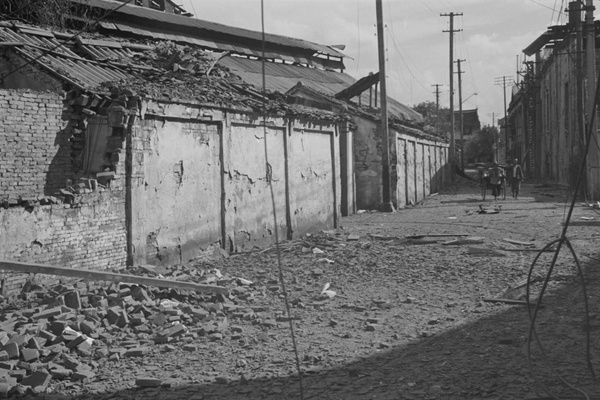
488,158,525,200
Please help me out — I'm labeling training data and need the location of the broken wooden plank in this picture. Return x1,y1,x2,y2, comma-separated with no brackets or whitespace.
564,220,600,226
503,238,534,246
442,236,485,246
409,238,439,245
483,298,542,307
468,247,506,257
499,247,555,253
405,234,468,239
0,260,228,294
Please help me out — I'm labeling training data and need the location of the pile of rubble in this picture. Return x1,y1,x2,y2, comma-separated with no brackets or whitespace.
0,264,252,395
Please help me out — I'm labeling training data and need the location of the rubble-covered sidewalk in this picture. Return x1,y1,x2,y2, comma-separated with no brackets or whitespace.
0,179,599,399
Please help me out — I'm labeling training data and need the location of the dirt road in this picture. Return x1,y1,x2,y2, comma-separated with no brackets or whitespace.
19,178,600,400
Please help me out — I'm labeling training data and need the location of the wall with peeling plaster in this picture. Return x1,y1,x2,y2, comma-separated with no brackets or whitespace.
130,103,345,263
537,39,583,188
287,124,339,235
395,135,448,208
132,115,223,266
354,116,449,210
225,122,288,251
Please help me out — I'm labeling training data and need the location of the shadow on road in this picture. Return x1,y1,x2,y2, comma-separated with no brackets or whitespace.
65,261,600,400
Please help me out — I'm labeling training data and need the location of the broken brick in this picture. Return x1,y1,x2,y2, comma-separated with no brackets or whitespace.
124,347,149,357
20,349,39,363
72,370,95,382
136,377,162,387
158,323,186,338
3,343,19,359
64,291,82,309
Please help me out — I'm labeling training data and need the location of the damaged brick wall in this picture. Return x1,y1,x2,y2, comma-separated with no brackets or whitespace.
0,89,131,295
0,89,71,197
0,196,127,294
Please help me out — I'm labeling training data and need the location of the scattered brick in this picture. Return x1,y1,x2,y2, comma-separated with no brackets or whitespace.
136,377,162,387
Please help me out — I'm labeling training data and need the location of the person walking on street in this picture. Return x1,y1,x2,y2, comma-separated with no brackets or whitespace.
490,162,503,200
510,158,524,199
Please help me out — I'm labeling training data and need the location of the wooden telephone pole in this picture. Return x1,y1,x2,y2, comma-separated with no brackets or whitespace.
495,75,511,162
376,0,393,211
432,83,443,136
442,12,462,180
455,59,465,171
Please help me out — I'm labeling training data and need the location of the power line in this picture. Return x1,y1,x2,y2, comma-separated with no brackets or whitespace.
0,0,137,82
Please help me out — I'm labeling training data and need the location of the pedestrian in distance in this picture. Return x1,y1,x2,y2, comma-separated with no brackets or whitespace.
510,158,524,199
489,162,503,200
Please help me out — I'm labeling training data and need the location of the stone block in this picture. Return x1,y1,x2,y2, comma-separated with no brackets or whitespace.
71,369,95,382
20,349,39,363
50,321,69,336
64,291,81,309
136,377,162,387
124,347,149,357
49,367,71,380
21,370,51,389
158,324,186,338
32,307,62,320
3,343,19,359
80,320,96,335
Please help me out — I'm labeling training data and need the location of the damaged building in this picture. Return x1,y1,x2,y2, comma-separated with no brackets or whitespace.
0,0,449,293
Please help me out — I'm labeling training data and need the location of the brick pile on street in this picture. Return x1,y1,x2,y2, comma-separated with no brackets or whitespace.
1,177,600,400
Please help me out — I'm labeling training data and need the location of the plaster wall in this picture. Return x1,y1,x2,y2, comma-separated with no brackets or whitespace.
396,138,407,208
406,140,416,205
225,123,287,252
288,125,338,236
353,117,382,210
136,117,222,265
538,39,581,187
416,143,424,201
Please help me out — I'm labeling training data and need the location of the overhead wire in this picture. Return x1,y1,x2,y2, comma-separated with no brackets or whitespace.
384,0,433,103
0,0,136,82
259,2,304,399
355,0,361,76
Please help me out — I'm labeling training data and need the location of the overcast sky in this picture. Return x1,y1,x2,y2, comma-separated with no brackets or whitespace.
178,0,578,126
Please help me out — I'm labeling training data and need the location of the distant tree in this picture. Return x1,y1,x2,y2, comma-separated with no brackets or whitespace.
411,101,451,139
0,0,79,29
465,125,498,164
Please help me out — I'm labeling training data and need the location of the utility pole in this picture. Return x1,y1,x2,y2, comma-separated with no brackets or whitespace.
455,59,465,171
495,76,511,163
487,112,500,161
376,0,393,212
586,0,597,200
442,12,462,180
432,83,443,136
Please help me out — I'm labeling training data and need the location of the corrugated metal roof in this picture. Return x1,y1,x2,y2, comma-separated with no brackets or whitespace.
219,56,423,123
0,26,133,91
71,0,346,59
97,19,344,71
